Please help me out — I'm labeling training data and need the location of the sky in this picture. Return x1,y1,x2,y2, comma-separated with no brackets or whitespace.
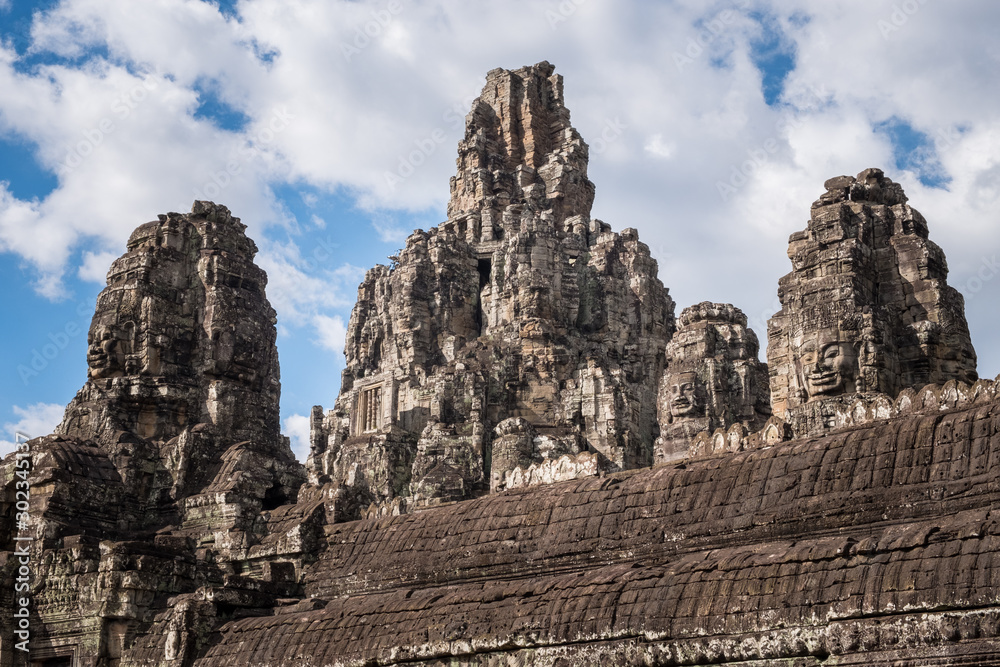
2,0,999,461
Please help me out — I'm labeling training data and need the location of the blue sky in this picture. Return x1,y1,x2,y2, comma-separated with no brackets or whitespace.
2,0,999,459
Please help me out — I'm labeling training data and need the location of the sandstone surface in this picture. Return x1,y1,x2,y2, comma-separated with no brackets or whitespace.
1,203,305,666
655,302,771,463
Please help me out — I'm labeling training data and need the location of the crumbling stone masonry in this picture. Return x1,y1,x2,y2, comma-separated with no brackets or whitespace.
655,302,771,463
1,203,304,666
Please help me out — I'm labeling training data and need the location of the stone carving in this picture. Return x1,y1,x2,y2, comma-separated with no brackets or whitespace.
501,450,599,490
447,63,595,224
655,302,770,462
52,203,304,529
310,61,674,513
692,375,999,459
767,168,978,436
799,333,859,399
666,371,704,418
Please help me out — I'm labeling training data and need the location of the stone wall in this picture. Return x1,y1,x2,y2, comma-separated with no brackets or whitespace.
193,392,1000,666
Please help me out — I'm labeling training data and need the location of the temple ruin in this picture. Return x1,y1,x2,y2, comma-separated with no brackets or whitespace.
2,62,999,666
654,302,771,463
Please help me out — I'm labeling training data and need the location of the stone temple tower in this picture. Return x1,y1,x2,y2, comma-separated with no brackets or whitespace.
767,168,978,435
309,62,675,515
56,202,303,541
655,302,771,462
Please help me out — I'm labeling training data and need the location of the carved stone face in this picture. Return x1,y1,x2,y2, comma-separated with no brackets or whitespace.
667,372,703,419
799,336,858,399
87,326,124,379
938,341,977,380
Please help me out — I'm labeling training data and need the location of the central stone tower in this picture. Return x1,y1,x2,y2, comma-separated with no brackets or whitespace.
309,62,675,514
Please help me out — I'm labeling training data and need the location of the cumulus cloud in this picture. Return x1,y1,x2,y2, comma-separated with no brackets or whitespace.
1,0,998,378
370,212,412,245
0,49,290,296
643,134,676,159
0,402,65,457
255,237,365,340
78,249,118,283
282,413,311,463
312,314,348,356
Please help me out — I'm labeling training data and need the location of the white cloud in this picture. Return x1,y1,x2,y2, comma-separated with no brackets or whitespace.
256,241,361,363
0,0,998,379
0,49,290,296
78,249,118,283
256,239,358,326
282,413,311,463
312,314,347,356
644,134,676,159
0,403,65,458
371,212,410,245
